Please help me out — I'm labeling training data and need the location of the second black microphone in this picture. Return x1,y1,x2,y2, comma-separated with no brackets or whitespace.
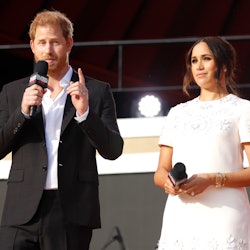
168,162,188,187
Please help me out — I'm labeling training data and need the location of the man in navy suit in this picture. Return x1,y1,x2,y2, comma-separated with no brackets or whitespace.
0,10,123,250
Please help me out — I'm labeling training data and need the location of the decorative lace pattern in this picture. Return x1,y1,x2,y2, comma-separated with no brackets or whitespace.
157,234,248,250
173,95,250,136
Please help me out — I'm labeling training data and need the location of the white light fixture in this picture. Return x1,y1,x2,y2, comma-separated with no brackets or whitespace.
138,94,161,117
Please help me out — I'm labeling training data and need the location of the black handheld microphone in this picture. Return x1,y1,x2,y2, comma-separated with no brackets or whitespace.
168,162,188,186
29,60,49,117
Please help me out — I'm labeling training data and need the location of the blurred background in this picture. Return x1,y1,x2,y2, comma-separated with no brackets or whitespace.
0,0,250,249
1,0,250,118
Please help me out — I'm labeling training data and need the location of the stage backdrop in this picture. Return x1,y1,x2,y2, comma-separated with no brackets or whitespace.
1,117,249,249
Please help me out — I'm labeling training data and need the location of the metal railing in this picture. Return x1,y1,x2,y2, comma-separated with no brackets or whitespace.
1,35,250,91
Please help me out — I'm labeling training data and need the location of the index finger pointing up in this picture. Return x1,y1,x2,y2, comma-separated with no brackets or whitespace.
78,68,85,85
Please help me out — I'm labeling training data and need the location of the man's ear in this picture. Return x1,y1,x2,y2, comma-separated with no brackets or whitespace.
67,37,73,52
30,40,35,54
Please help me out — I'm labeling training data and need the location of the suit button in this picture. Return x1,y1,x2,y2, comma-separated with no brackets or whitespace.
58,163,63,167
42,166,47,171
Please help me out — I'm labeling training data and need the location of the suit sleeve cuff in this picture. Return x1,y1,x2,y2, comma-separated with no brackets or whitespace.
21,110,30,119
74,107,89,123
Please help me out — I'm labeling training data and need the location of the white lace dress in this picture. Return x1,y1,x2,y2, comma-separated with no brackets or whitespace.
157,94,250,250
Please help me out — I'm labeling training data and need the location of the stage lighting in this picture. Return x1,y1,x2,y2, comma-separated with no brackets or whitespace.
138,94,161,117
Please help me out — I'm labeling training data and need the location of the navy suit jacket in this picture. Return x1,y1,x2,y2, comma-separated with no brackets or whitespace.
0,71,123,228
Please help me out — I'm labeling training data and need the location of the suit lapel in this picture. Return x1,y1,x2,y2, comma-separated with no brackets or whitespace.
32,110,45,139
60,95,75,135
60,71,79,135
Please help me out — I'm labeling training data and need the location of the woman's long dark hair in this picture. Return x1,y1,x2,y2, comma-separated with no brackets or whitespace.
183,36,238,96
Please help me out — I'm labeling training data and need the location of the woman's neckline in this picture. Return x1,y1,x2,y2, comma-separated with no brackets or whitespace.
197,93,231,103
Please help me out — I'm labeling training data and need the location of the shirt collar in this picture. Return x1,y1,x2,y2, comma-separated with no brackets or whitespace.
59,66,73,88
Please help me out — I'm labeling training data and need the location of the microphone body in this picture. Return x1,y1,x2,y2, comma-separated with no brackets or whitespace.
29,61,48,117
168,162,188,186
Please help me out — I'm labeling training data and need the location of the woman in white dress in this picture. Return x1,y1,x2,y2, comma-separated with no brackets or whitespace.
154,36,250,250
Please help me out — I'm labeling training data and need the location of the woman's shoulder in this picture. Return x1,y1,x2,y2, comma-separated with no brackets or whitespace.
229,94,250,107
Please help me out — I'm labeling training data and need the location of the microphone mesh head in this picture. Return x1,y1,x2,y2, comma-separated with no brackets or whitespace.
34,60,48,75
171,162,187,180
